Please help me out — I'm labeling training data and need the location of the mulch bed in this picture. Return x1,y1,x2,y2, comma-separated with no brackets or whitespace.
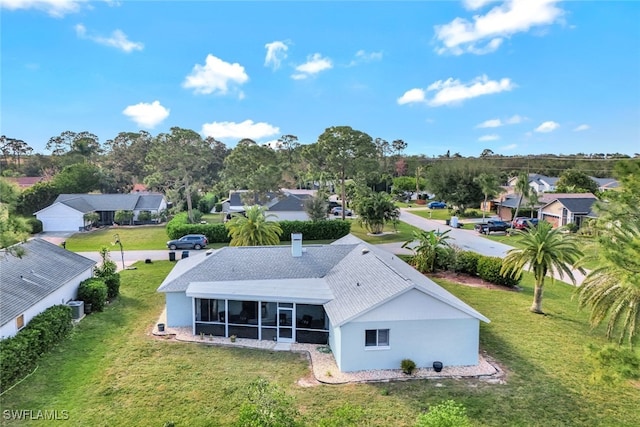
430,271,521,291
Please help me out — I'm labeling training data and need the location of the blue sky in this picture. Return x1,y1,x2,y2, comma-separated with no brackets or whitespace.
2,0,639,157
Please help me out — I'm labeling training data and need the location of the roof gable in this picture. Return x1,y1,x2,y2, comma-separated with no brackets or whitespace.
52,193,165,212
0,239,96,326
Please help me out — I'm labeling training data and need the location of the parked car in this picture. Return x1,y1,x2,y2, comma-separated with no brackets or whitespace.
331,206,353,216
474,220,510,235
167,234,208,250
327,201,340,213
512,217,540,230
427,201,447,209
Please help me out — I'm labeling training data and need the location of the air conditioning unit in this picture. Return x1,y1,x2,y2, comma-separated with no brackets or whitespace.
67,301,84,320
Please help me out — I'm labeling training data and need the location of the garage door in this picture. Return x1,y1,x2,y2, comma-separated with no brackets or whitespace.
40,216,84,232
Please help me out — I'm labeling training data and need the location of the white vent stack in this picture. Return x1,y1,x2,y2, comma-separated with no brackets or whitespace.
291,233,303,257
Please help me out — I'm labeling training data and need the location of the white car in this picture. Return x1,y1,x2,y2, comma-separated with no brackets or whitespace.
331,206,353,216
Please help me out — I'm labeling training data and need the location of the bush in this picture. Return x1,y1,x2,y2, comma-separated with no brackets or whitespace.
137,210,152,222
166,214,351,243
434,247,456,272
102,274,121,299
415,400,471,427
27,217,43,233
401,358,417,375
586,344,640,384
0,305,72,392
77,278,108,312
454,251,480,276
477,256,520,287
214,203,223,213
566,222,579,233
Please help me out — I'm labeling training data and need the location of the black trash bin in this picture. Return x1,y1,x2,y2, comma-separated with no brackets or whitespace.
433,361,443,372
157,323,165,332
445,219,450,226
181,250,189,259
169,251,176,262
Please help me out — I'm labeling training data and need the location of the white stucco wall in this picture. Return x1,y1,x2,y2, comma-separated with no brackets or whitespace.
335,318,480,372
332,289,482,372
165,292,193,327
36,203,85,232
0,269,93,339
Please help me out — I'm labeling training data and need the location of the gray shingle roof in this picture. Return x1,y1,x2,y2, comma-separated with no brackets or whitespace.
0,239,96,327
157,236,489,325
267,194,312,212
50,193,165,213
552,197,597,214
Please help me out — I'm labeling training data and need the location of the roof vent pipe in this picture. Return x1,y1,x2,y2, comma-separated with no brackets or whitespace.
291,233,303,257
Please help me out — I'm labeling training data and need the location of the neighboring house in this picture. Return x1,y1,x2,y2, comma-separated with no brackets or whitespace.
35,193,167,232
157,234,489,372
4,176,48,189
495,192,597,222
590,177,619,191
0,239,96,339
221,189,316,221
508,173,559,193
540,195,598,228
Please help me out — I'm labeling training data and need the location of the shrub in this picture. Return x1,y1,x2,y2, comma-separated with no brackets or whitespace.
235,378,300,427
401,358,417,375
166,214,351,243
586,344,640,384
434,247,456,271
27,217,43,233
0,305,72,392
454,251,480,276
477,256,520,287
77,278,108,312
214,202,223,213
137,210,152,222
566,222,579,233
415,400,471,427
102,274,121,299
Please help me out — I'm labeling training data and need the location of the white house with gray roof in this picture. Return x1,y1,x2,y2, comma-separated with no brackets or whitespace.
0,239,96,339
35,193,167,232
157,234,489,372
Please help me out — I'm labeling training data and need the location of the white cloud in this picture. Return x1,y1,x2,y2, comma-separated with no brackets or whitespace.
75,24,143,53
397,88,426,105
463,0,498,10
183,54,249,96
349,49,384,66
201,120,280,141
122,101,169,128
434,0,565,55
506,114,524,124
476,119,502,128
1,0,83,17
426,75,515,107
478,134,500,141
264,40,289,70
535,121,560,133
501,143,517,151
291,53,332,79
476,114,524,128
573,124,590,132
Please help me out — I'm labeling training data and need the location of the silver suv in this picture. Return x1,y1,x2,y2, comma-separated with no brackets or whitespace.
167,234,208,250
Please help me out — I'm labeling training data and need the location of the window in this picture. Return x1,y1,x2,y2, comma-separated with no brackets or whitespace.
16,314,25,330
365,329,389,348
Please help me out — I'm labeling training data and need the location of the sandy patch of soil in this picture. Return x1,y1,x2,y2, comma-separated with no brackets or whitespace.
431,271,521,291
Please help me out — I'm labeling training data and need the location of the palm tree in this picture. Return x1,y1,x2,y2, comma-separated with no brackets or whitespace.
354,191,399,234
474,173,502,222
501,221,584,314
576,219,640,348
225,205,283,246
511,171,532,229
402,229,452,273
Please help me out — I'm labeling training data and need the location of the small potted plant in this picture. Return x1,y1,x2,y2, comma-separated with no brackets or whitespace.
230,334,237,343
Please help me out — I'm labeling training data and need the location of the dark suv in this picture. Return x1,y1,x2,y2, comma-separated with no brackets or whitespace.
167,234,208,250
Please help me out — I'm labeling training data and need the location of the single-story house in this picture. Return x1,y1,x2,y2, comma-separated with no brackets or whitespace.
35,193,167,232
157,234,489,372
494,192,598,222
0,239,96,339
221,189,315,221
508,173,558,193
540,195,598,228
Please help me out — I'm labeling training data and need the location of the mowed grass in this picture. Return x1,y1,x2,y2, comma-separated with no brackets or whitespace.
349,218,421,243
2,262,639,426
63,225,170,252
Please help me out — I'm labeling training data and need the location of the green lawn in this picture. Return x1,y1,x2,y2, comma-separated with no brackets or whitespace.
63,225,170,252
1,262,638,426
349,219,422,244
